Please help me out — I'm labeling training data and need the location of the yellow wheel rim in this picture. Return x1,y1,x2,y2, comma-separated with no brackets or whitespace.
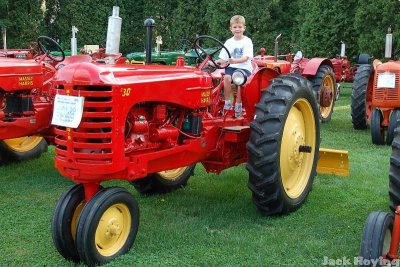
71,201,85,241
95,203,131,257
3,136,43,152
158,167,187,180
382,228,392,254
320,74,335,119
280,98,316,199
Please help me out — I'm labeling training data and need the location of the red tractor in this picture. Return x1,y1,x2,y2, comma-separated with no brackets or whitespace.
49,19,349,266
351,28,399,145
359,128,400,265
0,36,68,162
253,35,337,123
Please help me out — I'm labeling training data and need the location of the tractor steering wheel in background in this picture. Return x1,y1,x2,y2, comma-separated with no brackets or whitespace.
194,35,230,69
179,39,192,52
37,36,65,62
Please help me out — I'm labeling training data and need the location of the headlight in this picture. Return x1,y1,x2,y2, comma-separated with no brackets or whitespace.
232,69,247,86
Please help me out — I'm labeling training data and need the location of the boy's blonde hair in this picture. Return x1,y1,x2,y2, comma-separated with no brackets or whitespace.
230,15,245,26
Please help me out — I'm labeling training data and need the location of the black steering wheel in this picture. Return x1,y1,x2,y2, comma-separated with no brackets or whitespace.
194,35,230,69
37,36,65,62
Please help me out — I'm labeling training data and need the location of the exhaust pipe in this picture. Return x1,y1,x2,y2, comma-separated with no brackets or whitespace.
2,27,6,51
144,18,155,64
340,41,345,58
106,6,122,55
274,34,281,62
71,26,78,56
385,26,392,59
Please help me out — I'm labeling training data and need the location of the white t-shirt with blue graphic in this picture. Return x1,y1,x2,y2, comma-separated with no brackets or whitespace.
219,36,253,73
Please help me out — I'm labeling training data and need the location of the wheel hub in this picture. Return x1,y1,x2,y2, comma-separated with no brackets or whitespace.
106,218,121,237
321,85,333,107
289,128,305,168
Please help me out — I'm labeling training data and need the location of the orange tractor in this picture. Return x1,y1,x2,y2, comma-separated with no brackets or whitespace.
49,15,349,266
253,34,337,123
351,28,399,145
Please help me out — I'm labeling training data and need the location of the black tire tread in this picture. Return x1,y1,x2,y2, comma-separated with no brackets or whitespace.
246,74,320,216
351,64,372,130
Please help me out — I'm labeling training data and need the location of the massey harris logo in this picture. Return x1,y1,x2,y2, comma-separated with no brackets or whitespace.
18,76,34,86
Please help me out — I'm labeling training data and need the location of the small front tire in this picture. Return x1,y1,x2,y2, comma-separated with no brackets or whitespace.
76,187,140,266
359,211,393,267
51,184,85,262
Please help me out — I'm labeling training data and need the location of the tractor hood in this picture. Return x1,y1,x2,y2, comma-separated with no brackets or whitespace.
53,61,212,87
0,58,44,91
375,60,400,72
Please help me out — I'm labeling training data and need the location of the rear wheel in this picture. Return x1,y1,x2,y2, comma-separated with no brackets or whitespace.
359,211,393,267
76,187,139,266
52,184,85,262
389,130,400,212
0,136,48,162
247,74,320,215
351,64,373,129
311,65,336,123
131,164,195,194
371,109,385,145
387,110,400,145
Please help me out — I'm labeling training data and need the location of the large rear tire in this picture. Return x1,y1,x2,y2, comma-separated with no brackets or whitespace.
371,108,385,145
246,74,320,215
351,64,373,130
0,136,48,162
131,164,195,195
311,65,336,123
359,211,393,267
389,129,400,212
76,187,139,266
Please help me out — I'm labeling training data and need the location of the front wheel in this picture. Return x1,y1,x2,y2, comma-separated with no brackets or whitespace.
246,74,320,215
359,211,393,267
51,184,85,262
131,164,195,194
371,109,385,145
0,136,48,162
76,187,140,266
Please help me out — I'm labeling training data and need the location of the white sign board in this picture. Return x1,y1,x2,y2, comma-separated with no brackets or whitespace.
377,72,396,89
51,94,84,128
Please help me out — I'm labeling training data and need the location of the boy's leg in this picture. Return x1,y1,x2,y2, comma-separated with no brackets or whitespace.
224,74,232,110
235,86,242,117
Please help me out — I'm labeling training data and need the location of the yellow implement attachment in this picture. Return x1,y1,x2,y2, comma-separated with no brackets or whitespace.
317,148,349,176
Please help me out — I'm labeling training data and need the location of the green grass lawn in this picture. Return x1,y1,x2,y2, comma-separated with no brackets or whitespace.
0,83,392,267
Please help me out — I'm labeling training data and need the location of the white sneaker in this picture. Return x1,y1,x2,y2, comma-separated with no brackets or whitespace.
224,100,232,110
235,103,242,117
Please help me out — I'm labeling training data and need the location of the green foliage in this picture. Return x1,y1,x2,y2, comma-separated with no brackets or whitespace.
0,0,399,60
354,0,400,59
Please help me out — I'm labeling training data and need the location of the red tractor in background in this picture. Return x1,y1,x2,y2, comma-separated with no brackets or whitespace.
253,34,337,123
330,41,371,102
49,16,349,266
351,27,400,145
0,36,68,162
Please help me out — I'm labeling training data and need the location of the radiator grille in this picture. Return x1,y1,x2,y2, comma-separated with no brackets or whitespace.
54,85,114,164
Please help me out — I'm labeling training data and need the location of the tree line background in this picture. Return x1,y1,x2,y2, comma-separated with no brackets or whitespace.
0,0,399,61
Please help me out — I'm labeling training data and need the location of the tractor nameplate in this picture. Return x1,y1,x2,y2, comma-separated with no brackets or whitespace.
377,72,396,88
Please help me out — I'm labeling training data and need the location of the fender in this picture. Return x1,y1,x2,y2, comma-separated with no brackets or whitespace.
242,67,279,121
302,58,333,77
